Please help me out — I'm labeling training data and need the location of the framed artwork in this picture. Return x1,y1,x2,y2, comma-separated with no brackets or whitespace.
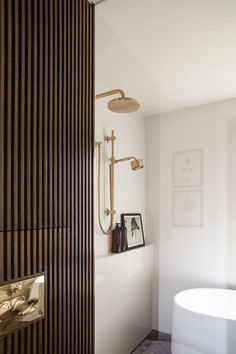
173,149,203,188
173,190,203,227
121,213,145,250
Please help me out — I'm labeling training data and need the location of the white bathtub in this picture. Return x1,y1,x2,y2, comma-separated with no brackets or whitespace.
171,288,236,354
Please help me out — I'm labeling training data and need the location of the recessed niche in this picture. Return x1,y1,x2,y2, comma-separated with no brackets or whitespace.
0,275,45,337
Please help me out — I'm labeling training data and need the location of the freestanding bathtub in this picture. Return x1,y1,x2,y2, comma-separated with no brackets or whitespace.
171,288,236,354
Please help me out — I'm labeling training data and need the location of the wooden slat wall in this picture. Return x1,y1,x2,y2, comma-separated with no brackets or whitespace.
0,0,95,353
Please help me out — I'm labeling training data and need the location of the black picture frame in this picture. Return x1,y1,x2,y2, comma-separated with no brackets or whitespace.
121,213,145,250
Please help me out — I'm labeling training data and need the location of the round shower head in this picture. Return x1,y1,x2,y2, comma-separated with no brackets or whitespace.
107,97,140,114
131,159,144,170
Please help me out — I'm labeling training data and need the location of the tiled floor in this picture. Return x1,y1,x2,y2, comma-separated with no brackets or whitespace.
132,331,171,354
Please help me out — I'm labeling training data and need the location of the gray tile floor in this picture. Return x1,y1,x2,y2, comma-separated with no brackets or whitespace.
133,339,171,354
132,332,171,354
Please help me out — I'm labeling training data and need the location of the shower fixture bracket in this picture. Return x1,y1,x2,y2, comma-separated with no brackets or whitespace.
96,141,103,147
104,208,116,216
104,208,110,216
104,134,116,143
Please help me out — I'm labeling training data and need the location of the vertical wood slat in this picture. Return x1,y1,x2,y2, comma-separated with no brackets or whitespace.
53,0,58,352
83,2,87,352
78,1,83,352
25,0,31,232
62,1,67,353
58,1,63,353
0,0,4,286
70,0,75,352
19,0,25,277
0,0,5,234
5,0,12,282
74,0,79,352
89,5,95,353
13,1,20,269
32,0,38,277
0,0,94,353
66,0,71,352
6,0,12,232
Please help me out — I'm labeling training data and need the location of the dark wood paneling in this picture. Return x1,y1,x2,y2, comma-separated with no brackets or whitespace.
0,0,94,353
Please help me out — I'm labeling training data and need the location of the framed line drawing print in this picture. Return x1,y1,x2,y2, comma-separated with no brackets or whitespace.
173,190,203,227
173,149,203,188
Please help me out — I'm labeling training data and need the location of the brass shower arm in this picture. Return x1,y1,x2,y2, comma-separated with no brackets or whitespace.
113,156,136,165
95,88,140,114
96,89,125,100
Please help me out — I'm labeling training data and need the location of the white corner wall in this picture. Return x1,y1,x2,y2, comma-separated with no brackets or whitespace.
145,117,160,330
95,14,146,256
95,14,152,354
95,96,146,255
146,98,236,334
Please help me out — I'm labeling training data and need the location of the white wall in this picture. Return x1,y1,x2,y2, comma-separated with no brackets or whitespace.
227,115,236,289
95,14,146,256
145,117,160,330
146,98,236,334
95,14,152,354
96,246,153,354
226,114,236,353
95,96,146,255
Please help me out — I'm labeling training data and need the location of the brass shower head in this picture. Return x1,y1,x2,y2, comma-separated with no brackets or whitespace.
96,89,140,114
108,97,140,114
114,156,144,170
131,159,143,170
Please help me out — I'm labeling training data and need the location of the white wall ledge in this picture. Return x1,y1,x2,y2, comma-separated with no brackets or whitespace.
95,244,153,261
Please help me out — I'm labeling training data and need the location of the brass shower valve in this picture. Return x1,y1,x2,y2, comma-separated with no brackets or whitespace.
104,134,116,143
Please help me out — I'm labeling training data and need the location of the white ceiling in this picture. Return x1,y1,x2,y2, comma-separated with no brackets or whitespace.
96,0,236,116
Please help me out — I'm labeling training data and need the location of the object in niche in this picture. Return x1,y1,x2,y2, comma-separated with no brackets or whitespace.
0,275,45,337
173,149,203,188
121,213,145,250
112,223,128,253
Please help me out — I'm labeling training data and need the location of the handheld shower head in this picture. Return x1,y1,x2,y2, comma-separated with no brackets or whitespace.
96,89,140,114
131,159,144,170
114,156,144,170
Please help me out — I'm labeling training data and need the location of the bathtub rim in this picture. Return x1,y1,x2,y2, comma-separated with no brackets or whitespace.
173,287,236,321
